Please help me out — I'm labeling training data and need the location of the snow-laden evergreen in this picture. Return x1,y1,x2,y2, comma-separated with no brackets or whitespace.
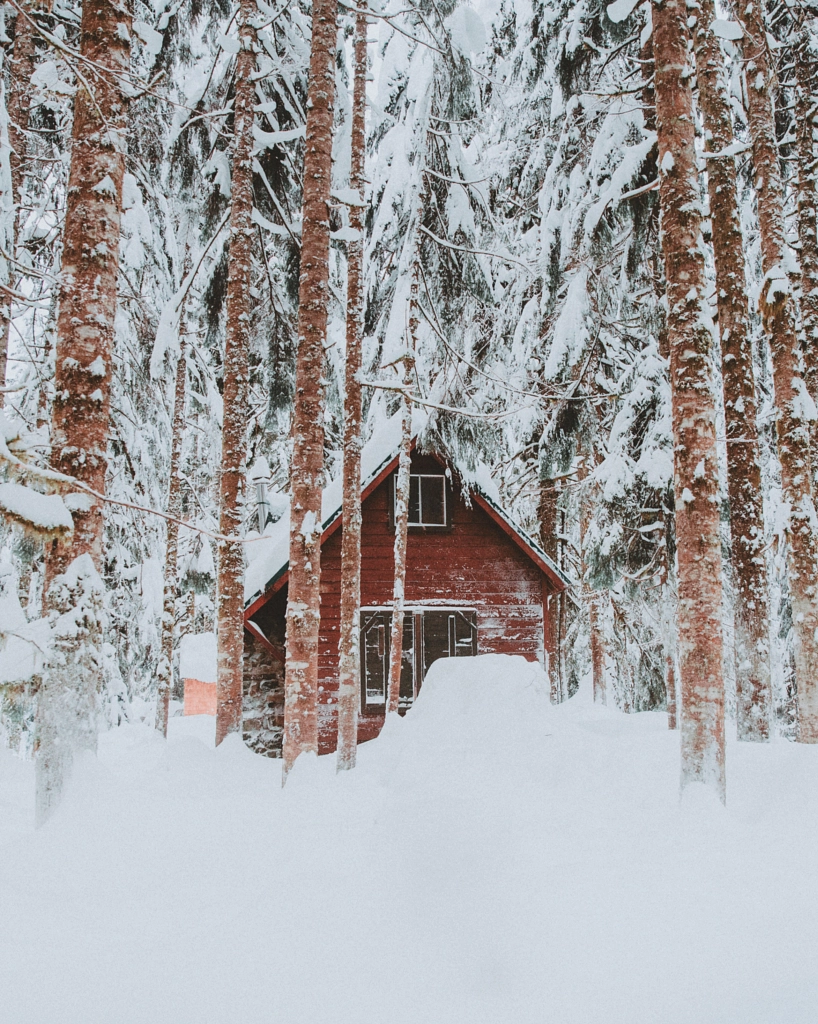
0,0,816,783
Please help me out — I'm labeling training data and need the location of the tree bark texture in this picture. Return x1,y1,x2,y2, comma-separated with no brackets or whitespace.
387,375,413,714
795,25,818,476
538,476,561,563
0,1,38,403
38,0,130,823
737,4,818,742
7,2,37,207
692,0,771,740
283,0,338,774
539,473,563,703
155,328,187,736
215,0,256,746
579,457,606,705
660,521,678,730
653,0,726,797
336,10,368,771
664,595,678,730
386,171,425,715
588,595,606,706
47,0,130,576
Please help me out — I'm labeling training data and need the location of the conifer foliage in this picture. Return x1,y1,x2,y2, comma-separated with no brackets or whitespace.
4,0,818,810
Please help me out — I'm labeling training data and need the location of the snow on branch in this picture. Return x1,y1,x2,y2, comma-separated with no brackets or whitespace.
0,483,73,537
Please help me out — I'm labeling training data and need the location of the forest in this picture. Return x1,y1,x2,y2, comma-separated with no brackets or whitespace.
1,0,818,808
5,1,818,1019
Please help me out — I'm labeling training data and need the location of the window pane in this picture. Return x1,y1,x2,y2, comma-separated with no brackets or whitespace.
407,474,421,524
422,611,451,676
361,614,388,708
399,613,415,707
420,476,445,525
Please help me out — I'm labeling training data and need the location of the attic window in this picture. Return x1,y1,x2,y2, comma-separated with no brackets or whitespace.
405,473,447,527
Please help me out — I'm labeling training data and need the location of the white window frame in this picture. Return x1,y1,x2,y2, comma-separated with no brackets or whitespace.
397,473,447,527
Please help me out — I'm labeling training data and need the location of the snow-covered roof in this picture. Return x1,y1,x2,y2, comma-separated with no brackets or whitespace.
244,411,569,609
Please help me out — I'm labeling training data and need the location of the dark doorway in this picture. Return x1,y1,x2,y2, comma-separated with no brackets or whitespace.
359,608,477,715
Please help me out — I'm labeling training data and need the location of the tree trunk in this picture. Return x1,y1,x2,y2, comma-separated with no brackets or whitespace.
653,0,726,797
539,473,562,703
660,519,678,730
155,325,187,736
387,375,413,714
737,5,818,743
46,0,129,577
0,1,38,403
664,606,678,730
214,1,256,746
588,595,606,705
538,476,562,561
283,0,338,774
579,456,606,705
37,0,131,821
795,25,818,476
692,0,771,740
336,10,368,771
386,170,425,715
640,24,655,133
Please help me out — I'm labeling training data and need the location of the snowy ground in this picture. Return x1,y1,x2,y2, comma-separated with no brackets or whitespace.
2,655,818,1024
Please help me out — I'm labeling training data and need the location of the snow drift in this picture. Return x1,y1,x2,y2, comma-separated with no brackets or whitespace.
2,655,818,1023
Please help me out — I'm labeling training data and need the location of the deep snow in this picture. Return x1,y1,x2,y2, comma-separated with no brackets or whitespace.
2,654,818,1023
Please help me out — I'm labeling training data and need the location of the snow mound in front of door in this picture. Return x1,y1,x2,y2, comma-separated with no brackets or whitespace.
372,653,550,771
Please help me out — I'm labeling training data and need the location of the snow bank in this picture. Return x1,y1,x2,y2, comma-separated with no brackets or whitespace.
179,631,217,682
2,655,818,1023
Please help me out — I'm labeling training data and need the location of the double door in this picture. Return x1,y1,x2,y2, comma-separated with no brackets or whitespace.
360,608,477,714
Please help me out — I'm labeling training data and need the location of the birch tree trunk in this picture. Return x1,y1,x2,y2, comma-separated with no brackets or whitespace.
795,25,818,475
37,0,131,821
283,0,338,774
215,0,256,746
155,326,187,736
653,0,726,797
0,1,37,402
692,0,771,740
387,369,413,714
736,5,818,742
386,173,424,714
336,10,368,770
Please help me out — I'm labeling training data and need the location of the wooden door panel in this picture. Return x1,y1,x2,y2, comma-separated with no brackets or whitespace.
361,611,388,712
421,609,477,676
361,609,477,712
398,612,415,708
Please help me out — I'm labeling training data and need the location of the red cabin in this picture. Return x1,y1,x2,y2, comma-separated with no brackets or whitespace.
241,437,569,757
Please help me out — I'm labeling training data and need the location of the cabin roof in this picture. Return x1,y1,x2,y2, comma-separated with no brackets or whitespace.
244,412,570,617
